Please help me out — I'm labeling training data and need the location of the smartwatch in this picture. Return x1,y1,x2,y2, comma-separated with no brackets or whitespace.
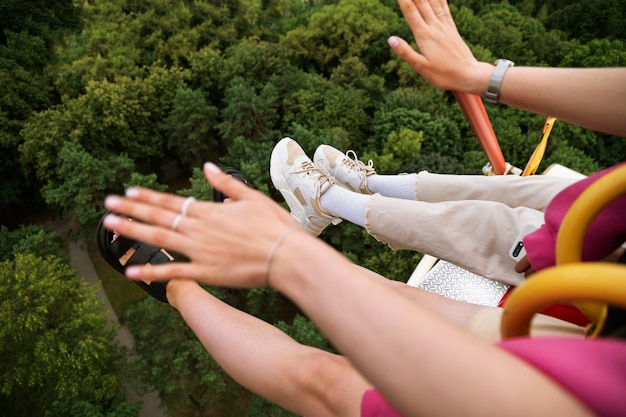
485,59,515,104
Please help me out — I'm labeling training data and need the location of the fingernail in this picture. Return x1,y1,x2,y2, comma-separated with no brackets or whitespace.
125,187,140,198
388,36,399,48
102,213,122,228
104,196,123,210
125,266,141,278
204,162,222,174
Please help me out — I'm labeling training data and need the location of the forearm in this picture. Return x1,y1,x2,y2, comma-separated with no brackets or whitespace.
496,67,626,137
390,0,626,137
271,233,590,417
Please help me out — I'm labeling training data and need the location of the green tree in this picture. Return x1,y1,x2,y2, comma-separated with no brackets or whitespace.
20,66,187,185
281,0,399,73
542,145,600,175
45,400,140,417
0,0,82,46
0,254,132,417
472,3,549,65
560,39,626,67
369,88,433,151
125,296,249,416
219,38,295,90
218,77,279,144
218,136,276,197
40,142,135,225
164,88,220,167
177,167,216,201
403,152,473,175
0,31,56,214
364,128,424,174
546,0,626,43
0,225,67,263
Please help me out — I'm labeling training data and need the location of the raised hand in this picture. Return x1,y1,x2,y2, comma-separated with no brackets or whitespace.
388,0,492,94
102,163,301,288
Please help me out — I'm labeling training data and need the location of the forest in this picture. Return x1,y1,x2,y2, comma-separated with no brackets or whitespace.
1,0,624,415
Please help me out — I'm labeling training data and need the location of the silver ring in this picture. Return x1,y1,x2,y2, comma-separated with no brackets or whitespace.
171,214,183,231
181,196,195,217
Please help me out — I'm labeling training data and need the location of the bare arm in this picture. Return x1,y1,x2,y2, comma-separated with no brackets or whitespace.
102,167,591,417
388,0,626,136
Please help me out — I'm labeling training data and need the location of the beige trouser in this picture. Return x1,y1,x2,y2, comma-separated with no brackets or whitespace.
365,172,579,286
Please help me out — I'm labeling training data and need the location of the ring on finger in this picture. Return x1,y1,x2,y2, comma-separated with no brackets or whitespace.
436,13,445,17
181,196,195,217
171,214,184,231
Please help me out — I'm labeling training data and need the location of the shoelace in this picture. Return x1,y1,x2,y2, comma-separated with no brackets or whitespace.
344,150,375,175
294,160,335,192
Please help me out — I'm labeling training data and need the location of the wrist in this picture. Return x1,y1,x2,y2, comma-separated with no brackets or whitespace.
264,229,307,291
166,279,202,309
269,231,338,295
463,61,496,96
484,59,515,104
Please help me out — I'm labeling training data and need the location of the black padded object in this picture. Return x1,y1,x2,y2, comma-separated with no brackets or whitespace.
96,212,171,303
213,167,252,202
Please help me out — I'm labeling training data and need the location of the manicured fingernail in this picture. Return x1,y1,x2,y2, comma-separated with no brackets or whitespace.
125,266,142,278
102,213,122,228
125,187,140,198
104,196,123,210
388,36,399,48
204,162,221,174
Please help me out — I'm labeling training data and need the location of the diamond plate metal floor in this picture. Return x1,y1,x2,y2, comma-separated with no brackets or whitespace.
416,260,509,307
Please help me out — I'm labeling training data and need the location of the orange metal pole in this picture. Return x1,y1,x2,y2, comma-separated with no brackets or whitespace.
453,92,507,175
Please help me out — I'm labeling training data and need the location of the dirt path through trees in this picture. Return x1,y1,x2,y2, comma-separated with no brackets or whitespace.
69,239,168,417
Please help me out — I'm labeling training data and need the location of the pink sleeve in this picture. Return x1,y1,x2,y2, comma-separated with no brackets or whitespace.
497,338,626,417
524,162,626,271
361,389,404,417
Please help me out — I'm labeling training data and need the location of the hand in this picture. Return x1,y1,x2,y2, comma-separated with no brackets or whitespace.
514,256,536,278
102,163,301,288
388,0,492,93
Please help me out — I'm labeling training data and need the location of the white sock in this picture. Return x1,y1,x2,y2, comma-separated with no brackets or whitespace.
366,173,417,200
320,185,370,228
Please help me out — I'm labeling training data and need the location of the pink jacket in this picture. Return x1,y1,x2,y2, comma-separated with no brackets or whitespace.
524,162,626,271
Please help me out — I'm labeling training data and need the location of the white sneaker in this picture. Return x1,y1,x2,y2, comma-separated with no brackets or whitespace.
270,137,341,236
314,145,376,194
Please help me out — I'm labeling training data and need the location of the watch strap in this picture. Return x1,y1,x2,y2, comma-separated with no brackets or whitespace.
485,59,515,104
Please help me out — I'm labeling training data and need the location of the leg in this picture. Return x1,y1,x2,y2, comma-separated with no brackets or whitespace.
366,195,544,285
313,141,578,210
355,265,585,342
269,138,561,284
166,280,371,417
414,171,578,211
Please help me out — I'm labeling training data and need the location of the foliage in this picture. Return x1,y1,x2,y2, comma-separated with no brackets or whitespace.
40,142,135,225
0,224,67,263
0,0,82,46
2,0,625,414
45,400,141,417
0,254,133,417
164,88,220,167
124,295,249,417
281,0,400,74
364,128,424,173
20,66,187,185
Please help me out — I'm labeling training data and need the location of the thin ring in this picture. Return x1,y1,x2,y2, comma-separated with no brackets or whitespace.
436,13,446,17
181,196,195,217
171,214,183,231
